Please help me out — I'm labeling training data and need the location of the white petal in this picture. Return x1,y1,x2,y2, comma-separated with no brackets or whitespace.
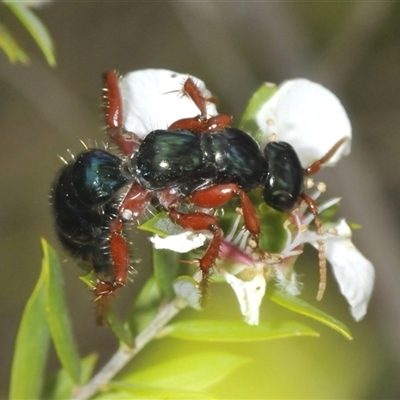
256,79,352,167
324,220,375,321
119,69,218,138
221,269,266,325
150,231,207,253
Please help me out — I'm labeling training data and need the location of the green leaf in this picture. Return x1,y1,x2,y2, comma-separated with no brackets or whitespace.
5,2,56,66
239,82,277,141
106,307,133,347
80,353,98,384
153,247,180,300
257,204,288,253
9,248,50,400
42,239,82,383
0,21,29,64
78,271,96,289
106,382,217,399
138,211,183,236
119,352,249,391
128,276,161,334
42,353,98,400
93,391,147,399
164,319,319,342
269,290,353,340
133,275,161,310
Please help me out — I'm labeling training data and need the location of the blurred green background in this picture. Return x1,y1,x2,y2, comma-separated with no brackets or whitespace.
0,2,399,398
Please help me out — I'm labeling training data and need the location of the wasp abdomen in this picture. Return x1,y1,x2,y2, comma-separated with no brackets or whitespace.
52,149,128,275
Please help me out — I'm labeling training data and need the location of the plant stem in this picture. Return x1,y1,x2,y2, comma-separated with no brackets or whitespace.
70,298,185,400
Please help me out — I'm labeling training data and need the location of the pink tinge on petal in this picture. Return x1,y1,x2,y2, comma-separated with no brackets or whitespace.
219,239,254,266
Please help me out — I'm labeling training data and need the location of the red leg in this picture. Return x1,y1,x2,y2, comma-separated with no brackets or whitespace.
157,187,180,210
94,183,152,300
181,77,209,120
103,71,122,133
119,182,153,221
94,219,129,325
95,219,129,299
167,77,232,133
190,184,260,239
168,184,262,298
171,184,261,288
103,71,142,156
168,114,232,133
169,209,222,296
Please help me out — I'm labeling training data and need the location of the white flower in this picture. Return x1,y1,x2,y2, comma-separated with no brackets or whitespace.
119,69,218,138
221,265,266,326
255,79,352,167
217,201,374,325
123,70,374,325
282,194,374,321
216,218,278,326
150,231,207,253
149,215,272,325
316,220,374,321
252,79,374,320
